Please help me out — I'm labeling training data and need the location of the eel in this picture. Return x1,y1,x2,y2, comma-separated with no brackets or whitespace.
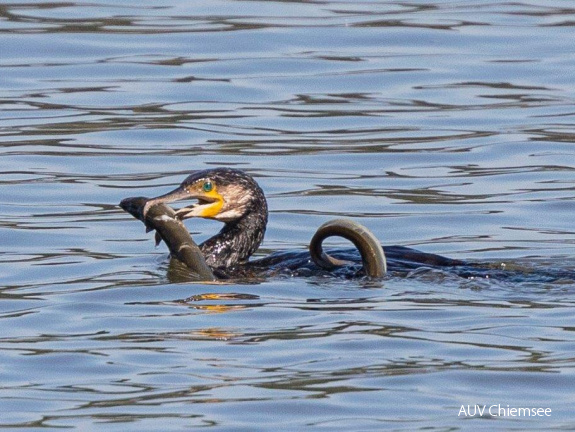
310,218,387,277
119,196,216,281
120,199,385,279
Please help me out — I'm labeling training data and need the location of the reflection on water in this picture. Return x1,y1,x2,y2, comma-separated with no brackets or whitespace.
1,0,575,430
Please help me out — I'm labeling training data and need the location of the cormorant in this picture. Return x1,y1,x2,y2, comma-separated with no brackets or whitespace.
141,167,464,278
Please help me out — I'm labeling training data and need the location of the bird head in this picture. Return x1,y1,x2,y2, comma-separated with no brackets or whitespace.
143,168,265,223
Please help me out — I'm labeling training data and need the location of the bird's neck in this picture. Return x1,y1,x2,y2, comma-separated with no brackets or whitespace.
200,204,268,269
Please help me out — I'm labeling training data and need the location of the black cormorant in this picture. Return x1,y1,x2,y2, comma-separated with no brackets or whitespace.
142,167,464,278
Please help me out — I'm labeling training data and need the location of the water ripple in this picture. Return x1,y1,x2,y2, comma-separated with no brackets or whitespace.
1,0,575,430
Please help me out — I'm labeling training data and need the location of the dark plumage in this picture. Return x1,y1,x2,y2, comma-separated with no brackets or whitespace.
190,168,267,268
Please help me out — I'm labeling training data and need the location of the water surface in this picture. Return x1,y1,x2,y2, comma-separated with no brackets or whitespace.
1,1,575,430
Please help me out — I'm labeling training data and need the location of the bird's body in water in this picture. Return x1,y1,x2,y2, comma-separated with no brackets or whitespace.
142,167,573,282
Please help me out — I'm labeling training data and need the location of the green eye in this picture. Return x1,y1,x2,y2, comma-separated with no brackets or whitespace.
202,181,213,192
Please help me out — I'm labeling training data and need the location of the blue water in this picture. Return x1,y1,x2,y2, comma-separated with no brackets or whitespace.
1,1,575,430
